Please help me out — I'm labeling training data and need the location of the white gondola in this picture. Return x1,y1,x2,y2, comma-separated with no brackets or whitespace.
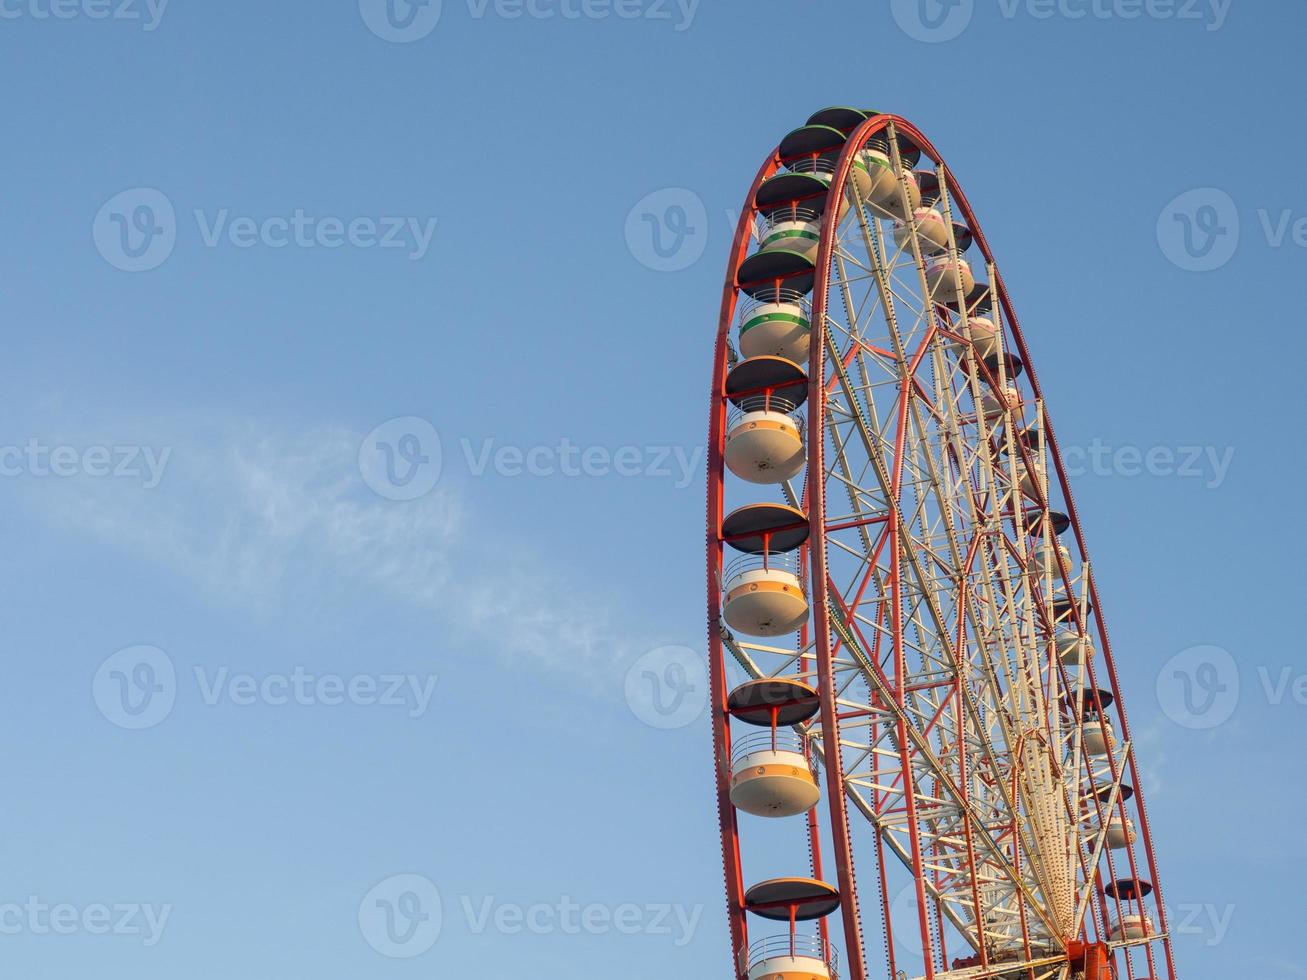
1108,912,1154,942
892,207,950,253
729,731,820,818
791,159,834,183
742,935,837,980
982,384,1021,422
726,410,804,485
1105,813,1137,850
925,255,975,303
723,357,808,485
739,292,811,365
1057,631,1096,667
1011,459,1041,499
723,556,809,637
721,503,811,638
850,148,919,219
961,315,999,357
759,207,822,260
1028,539,1072,574
1083,719,1114,756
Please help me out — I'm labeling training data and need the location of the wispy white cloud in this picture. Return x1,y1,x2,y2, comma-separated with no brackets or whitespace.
20,417,642,682
30,421,459,610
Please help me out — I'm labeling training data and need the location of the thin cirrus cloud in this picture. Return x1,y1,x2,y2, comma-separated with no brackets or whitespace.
20,418,636,681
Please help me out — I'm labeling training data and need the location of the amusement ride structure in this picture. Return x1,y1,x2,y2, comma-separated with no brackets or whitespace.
705,108,1177,980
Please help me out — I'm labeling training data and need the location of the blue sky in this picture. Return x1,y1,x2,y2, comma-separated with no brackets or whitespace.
0,0,1303,977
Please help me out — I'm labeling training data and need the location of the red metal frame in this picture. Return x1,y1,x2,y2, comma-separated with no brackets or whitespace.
707,149,781,976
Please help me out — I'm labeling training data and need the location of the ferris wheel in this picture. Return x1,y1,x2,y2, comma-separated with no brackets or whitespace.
705,108,1178,980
